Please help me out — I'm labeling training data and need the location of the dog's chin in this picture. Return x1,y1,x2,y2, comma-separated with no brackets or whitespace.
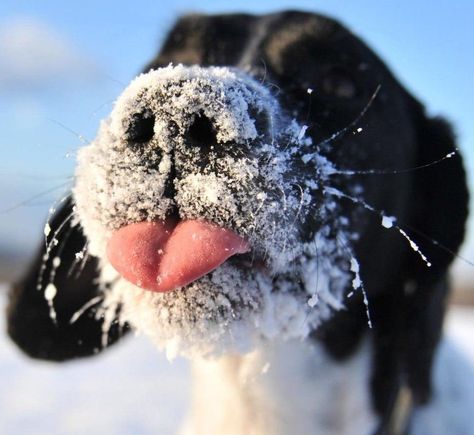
98,225,352,360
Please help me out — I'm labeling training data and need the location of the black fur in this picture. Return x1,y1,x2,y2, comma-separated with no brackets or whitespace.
7,199,127,361
6,10,468,426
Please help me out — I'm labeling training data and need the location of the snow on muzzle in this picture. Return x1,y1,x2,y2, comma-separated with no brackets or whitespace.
107,218,250,292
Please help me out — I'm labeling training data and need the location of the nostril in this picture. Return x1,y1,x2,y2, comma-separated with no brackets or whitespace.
187,112,217,148
126,110,155,144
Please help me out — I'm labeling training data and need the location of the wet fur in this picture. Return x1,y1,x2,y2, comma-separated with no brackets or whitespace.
6,10,468,431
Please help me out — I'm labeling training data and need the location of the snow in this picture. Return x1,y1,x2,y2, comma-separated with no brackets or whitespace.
0,282,472,434
381,215,395,229
43,283,58,322
445,306,474,365
350,257,361,289
44,283,57,301
0,285,191,435
411,308,474,435
307,294,318,308
43,223,51,238
297,125,308,140
397,227,432,267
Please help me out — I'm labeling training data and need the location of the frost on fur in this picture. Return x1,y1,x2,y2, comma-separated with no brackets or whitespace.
72,65,357,358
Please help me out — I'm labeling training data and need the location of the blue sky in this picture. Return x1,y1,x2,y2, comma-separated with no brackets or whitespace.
0,1,473,277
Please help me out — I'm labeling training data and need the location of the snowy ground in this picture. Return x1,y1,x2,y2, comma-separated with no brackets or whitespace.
0,283,472,435
0,285,191,435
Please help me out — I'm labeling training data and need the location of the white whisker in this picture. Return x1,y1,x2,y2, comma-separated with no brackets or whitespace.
47,118,90,145
69,295,104,325
2,183,71,215
323,186,432,267
318,84,381,147
36,212,74,292
332,149,459,176
336,233,372,328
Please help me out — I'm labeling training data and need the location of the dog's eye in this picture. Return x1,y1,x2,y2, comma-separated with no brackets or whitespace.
322,69,357,99
187,113,218,148
126,110,155,143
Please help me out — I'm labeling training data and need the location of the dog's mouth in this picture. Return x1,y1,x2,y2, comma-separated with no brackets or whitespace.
106,218,251,292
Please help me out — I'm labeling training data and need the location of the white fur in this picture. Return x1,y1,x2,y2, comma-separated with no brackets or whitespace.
180,339,376,435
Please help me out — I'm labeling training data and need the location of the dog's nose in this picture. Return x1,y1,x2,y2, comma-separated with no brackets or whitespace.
113,66,277,156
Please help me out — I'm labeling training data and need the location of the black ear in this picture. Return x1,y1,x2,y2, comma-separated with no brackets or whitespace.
370,103,469,414
6,199,128,361
402,102,469,398
407,100,469,280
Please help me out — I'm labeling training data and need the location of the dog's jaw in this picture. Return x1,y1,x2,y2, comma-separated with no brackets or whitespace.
73,65,357,358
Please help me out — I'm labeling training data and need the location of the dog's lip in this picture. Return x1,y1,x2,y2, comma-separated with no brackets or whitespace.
106,218,250,292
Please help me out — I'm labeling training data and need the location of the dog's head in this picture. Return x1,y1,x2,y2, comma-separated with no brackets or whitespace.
73,64,353,357
7,11,468,408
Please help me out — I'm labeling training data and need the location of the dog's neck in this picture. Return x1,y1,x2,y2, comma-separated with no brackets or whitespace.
182,339,377,435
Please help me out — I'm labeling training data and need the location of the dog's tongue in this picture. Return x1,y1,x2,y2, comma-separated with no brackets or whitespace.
107,219,250,292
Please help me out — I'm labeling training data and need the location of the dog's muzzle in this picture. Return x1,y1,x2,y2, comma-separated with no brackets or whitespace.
89,65,285,293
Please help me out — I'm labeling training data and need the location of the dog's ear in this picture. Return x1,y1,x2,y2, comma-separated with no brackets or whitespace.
370,102,469,413
6,199,128,361
144,13,257,70
403,100,469,399
407,99,469,280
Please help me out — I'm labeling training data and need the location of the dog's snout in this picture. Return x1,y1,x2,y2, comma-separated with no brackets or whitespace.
187,112,218,149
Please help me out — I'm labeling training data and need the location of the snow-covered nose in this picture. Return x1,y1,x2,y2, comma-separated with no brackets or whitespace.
108,65,277,152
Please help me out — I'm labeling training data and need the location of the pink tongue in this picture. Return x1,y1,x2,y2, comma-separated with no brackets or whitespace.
107,219,250,292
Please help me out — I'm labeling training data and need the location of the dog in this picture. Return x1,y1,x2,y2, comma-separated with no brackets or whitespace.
6,11,469,435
